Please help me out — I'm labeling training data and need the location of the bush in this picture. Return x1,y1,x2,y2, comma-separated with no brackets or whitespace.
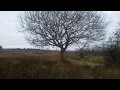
104,44,120,66
75,49,88,58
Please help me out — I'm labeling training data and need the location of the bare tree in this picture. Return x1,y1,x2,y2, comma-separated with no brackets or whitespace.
113,22,120,47
19,11,107,62
104,21,120,66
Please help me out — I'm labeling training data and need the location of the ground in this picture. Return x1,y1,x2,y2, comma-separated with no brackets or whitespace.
0,49,120,79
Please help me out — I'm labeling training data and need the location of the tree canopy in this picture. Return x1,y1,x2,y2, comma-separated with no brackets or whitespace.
19,11,108,61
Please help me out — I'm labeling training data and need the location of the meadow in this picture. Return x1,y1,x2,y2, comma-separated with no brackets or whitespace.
0,49,120,79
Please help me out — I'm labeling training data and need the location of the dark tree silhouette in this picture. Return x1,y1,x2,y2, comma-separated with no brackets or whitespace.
19,11,107,62
104,21,120,66
0,45,2,50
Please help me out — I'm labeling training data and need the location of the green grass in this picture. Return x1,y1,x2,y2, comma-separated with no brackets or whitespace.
70,59,101,68
67,55,104,68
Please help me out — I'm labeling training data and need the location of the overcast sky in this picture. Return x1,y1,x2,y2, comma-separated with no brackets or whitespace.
0,11,120,49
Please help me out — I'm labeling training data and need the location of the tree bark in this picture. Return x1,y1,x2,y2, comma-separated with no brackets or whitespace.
60,48,65,62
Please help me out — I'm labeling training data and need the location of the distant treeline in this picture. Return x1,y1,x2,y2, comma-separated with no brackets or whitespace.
0,48,64,54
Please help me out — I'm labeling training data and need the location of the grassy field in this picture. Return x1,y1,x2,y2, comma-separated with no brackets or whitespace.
0,50,120,79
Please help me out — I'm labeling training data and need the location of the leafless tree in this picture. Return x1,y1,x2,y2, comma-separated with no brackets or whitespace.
19,11,107,62
113,22,120,47
104,21,120,66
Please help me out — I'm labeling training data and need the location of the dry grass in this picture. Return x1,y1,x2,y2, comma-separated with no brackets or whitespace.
93,66,120,79
0,51,120,79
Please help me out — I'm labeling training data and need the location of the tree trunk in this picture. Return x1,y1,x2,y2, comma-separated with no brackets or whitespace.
60,49,65,62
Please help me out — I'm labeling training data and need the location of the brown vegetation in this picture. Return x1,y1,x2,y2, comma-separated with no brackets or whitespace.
0,50,120,79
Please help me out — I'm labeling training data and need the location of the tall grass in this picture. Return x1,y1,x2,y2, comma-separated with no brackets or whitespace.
0,51,120,79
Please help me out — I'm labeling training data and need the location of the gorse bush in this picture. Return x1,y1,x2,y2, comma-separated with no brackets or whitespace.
104,44,120,66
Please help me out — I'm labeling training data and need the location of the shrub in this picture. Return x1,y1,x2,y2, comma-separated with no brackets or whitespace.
104,44,120,66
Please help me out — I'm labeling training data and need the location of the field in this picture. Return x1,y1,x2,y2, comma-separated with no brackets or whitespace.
0,49,120,79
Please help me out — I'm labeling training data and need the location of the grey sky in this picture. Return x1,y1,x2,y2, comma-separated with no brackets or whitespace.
0,11,120,49
0,11,32,48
